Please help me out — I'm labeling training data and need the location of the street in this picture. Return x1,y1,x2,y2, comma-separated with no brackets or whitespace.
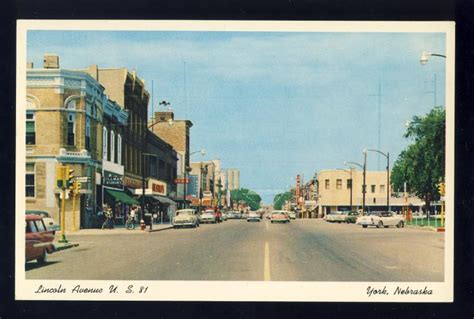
25,219,444,282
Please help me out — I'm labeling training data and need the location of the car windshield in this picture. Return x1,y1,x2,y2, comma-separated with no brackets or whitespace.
176,210,193,215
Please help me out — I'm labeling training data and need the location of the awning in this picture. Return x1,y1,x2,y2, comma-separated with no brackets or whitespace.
105,188,140,205
152,195,177,205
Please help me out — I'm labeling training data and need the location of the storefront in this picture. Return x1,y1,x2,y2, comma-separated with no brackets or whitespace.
102,161,138,225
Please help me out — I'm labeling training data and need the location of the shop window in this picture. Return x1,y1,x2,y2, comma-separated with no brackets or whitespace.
26,163,35,197
336,179,342,189
26,111,35,145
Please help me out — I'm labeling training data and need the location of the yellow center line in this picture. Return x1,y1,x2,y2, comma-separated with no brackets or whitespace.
264,241,271,281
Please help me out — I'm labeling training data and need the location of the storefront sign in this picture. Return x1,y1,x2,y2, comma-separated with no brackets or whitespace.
174,178,190,184
103,170,123,189
148,178,167,196
124,176,142,189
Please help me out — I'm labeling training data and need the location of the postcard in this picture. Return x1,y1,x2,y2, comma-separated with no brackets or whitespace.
16,20,454,302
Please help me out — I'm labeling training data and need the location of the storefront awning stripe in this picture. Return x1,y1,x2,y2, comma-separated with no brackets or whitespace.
105,189,140,205
152,195,177,205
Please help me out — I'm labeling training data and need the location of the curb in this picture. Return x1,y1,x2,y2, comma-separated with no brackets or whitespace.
406,225,438,232
147,226,173,233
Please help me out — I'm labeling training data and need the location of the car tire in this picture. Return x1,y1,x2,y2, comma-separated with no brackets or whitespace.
362,225,368,228
37,250,47,265
271,221,274,224
377,221,383,228
397,221,404,228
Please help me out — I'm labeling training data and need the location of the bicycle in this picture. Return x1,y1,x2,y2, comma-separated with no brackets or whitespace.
101,212,115,229
125,215,136,230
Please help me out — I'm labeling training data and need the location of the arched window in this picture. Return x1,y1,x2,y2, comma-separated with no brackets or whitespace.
67,113,75,146
102,127,108,160
117,134,122,165
85,117,91,150
110,130,115,163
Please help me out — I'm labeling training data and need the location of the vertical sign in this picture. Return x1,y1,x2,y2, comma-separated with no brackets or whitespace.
296,174,301,200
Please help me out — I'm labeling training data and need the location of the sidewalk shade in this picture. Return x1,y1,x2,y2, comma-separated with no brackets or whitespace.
105,189,139,205
152,195,177,205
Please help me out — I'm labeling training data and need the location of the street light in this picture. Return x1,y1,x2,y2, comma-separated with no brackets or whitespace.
366,148,390,211
184,149,206,208
341,165,354,210
420,51,446,65
344,150,367,215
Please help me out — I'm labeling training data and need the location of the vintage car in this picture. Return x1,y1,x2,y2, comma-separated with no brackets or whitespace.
356,211,405,228
26,214,56,264
288,211,297,220
227,211,241,219
344,211,360,223
270,211,290,223
199,210,217,224
173,209,199,228
247,211,261,222
26,210,60,231
325,211,348,223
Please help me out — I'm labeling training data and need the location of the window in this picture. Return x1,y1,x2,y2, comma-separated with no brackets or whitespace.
380,185,385,193
336,179,342,189
67,114,75,146
371,185,376,193
26,111,35,145
85,117,91,150
102,127,108,160
35,220,45,232
110,130,115,163
28,220,37,233
325,179,330,189
117,134,122,165
26,163,35,197
346,179,352,189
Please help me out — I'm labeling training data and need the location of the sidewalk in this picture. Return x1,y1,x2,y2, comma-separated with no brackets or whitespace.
405,224,439,232
66,223,173,236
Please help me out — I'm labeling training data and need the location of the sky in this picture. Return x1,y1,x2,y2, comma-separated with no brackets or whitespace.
27,30,446,204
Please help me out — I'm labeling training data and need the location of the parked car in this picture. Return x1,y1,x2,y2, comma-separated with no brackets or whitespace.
344,211,360,223
356,211,405,228
247,212,261,222
325,211,348,223
226,211,240,219
270,211,290,223
26,210,60,231
200,210,217,224
26,214,56,264
173,209,199,228
288,211,297,220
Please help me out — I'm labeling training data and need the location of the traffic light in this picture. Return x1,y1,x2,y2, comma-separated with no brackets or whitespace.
56,166,65,188
75,181,82,194
67,168,75,192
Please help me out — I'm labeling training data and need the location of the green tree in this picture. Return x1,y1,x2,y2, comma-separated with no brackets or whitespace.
273,191,292,210
231,188,262,211
391,106,445,212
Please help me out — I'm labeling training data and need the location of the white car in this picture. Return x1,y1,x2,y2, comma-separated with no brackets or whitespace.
247,212,261,222
199,210,217,224
356,211,405,228
325,211,348,223
288,211,296,220
173,209,199,228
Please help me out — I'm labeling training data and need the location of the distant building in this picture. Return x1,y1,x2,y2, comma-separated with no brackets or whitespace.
316,169,423,217
226,169,240,190
149,110,193,208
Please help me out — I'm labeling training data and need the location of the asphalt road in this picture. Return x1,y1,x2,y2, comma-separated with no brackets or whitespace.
25,219,444,281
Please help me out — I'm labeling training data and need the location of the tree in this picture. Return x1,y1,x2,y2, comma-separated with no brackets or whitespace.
391,106,445,213
273,191,292,210
230,188,262,211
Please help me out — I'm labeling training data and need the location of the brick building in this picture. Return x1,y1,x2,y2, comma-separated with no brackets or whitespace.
149,110,193,208
25,55,129,230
